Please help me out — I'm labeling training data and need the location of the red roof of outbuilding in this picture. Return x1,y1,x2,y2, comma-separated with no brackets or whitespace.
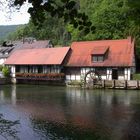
66,37,135,67
5,47,70,65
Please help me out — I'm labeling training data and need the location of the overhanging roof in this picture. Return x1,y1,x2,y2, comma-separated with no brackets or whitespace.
5,47,70,65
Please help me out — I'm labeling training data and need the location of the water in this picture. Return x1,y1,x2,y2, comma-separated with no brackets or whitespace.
0,85,140,140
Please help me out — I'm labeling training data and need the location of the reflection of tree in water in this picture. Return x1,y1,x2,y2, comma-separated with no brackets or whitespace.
121,104,140,140
0,114,20,140
31,118,110,140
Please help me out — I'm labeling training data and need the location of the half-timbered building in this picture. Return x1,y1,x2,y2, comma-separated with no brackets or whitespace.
65,37,135,82
4,37,135,84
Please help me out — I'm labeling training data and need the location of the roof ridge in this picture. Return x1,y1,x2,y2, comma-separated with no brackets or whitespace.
72,38,128,44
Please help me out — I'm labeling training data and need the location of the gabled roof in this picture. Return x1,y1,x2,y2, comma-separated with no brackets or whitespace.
91,46,109,55
5,47,70,65
66,37,135,67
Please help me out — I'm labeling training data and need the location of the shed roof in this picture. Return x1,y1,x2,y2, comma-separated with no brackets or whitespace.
66,37,135,67
5,47,70,65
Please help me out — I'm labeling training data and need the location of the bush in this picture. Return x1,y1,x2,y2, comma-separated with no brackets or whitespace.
132,73,140,80
2,66,10,78
0,65,3,71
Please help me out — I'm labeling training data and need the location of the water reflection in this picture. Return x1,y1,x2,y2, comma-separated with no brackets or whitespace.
11,86,17,105
0,85,140,139
0,114,19,140
121,103,140,140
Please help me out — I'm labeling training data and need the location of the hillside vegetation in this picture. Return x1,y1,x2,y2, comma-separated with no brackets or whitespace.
0,25,21,41
6,0,140,53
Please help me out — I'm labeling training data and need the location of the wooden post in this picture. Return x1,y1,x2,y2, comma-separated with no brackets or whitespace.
112,80,115,89
102,80,105,88
137,80,139,89
125,80,127,89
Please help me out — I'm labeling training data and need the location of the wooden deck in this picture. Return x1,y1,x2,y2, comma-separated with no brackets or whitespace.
86,80,140,89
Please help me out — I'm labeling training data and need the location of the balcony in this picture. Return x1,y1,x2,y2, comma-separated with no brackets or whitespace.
15,73,65,81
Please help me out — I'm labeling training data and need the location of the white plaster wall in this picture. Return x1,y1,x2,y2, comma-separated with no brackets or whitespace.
66,75,81,81
81,68,95,75
66,67,109,81
11,66,16,78
70,75,76,80
124,68,131,80
65,67,132,81
127,68,131,80
107,68,112,80
0,58,6,65
66,75,71,81
118,76,125,80
75,75,81,80
101,76,107,80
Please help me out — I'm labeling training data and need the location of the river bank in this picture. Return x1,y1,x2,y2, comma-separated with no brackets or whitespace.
1,78,140,90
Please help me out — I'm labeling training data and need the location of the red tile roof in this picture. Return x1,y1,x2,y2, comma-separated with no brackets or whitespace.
91,46,109,55
5,47,70,65
66,37,135,67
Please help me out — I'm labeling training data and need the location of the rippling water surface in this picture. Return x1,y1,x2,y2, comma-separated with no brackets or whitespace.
0,85,140,140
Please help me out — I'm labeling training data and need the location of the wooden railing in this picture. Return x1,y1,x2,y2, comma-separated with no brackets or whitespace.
15,73,65,81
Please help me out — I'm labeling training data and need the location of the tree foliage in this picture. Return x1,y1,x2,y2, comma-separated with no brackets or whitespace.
0,114,20,140
7,1,140,46
2,66,11,77
13,0,95,34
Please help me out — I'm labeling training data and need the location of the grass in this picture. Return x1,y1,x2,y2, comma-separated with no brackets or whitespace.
132,73,140,80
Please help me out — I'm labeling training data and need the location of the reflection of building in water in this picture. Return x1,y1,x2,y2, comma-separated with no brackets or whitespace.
0,86,17,105
11,85,17,105
0,90,4,103
66,88,131,106
66,88,90,104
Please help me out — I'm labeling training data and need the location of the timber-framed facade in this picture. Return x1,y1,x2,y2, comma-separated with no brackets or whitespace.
65,37,135,82
4,37,135,84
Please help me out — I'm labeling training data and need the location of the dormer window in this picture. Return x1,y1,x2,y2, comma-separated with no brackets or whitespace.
92,55,104,62
91,46,109,62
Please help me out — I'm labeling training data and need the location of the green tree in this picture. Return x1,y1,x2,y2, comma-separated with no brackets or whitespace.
2,66,10,78
5,0,140,53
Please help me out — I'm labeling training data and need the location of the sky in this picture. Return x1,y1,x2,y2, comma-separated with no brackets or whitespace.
0,1,30,25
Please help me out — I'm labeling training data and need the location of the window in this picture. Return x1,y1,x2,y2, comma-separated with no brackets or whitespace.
92,55,104,62
92,56,98,62
95,68,107,75
118,68,124,75
98,56,104,62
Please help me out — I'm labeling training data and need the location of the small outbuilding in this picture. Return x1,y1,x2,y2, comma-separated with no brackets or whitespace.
5,47,70,83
